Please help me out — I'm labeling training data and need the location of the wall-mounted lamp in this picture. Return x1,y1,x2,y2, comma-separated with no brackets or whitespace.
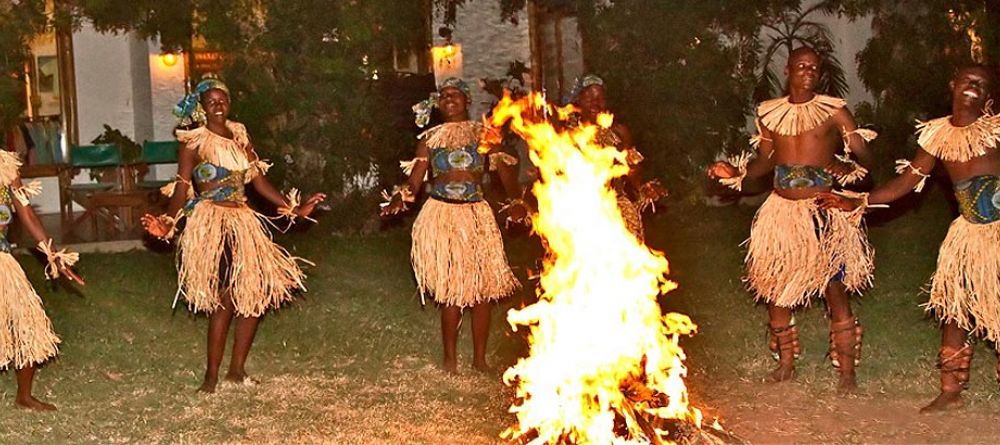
160,52,179,67
432,44,459,64
431,43,463,85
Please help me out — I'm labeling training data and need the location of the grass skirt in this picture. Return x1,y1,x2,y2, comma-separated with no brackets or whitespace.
0,252,59,369
177,202,308,317
928,217,1000,344
746,193,873,307
411,199,520,307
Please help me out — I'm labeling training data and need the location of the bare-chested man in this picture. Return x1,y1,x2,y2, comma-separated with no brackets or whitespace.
820,65,1000,411
708,47,876,393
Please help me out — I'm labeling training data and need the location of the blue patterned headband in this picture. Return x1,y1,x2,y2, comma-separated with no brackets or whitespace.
173,78,230,127
438,77,471,98
412,77,472,128
566,74,605,105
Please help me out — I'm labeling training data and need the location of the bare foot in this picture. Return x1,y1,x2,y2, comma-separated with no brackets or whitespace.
442,358,458,375
198,376,218,393
837,372,858,395
224,371,259,386
14,395,57,411
768,363,795,382
472,360,493,374
920,391,964,413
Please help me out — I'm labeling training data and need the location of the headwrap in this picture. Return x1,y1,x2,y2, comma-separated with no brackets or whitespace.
412,77,472,128
439,77,472,98
174,78,231,127
566,74,605,105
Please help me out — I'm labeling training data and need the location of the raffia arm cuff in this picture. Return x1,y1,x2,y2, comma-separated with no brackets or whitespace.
157,211,181,240
894,159,931,192
749,118,772,149
36,239,80,280
247,159,274,180
499,197,530,225
277,188,317,223
840,128,878,154
379,184,416,215
718,151,752,191
833,154,869,186
160,175,195,199
12,180,42,206
400,157,428,177
839,190,869,223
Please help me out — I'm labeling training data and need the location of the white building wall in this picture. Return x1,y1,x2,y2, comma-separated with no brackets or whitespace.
147,39,186,181
148,46,186,142
129,36,155,144
433,2,533,119
763,6,875,108
821,12,874,107
28,25,186,214
74,22,136,143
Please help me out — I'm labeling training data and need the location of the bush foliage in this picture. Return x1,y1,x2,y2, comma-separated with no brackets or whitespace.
2,0,998,215
0,1,47,130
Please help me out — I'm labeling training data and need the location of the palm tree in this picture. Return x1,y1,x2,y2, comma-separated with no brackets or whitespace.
755,1,850,102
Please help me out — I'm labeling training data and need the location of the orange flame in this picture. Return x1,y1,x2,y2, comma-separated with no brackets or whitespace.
492,92,700,444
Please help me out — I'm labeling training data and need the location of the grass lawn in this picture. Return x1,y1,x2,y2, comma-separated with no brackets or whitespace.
2,186,1000,444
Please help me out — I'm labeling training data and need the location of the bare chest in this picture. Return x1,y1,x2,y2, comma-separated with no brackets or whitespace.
769,120,841,165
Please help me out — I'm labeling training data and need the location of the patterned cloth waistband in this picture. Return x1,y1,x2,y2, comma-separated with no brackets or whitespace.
954,175,1000,224
774,164,834,190
429,181,483,203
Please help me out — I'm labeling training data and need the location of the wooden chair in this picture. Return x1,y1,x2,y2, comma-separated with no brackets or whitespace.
65,143,156,241
136,140,180,216
65,144,121,240
138,140,180,189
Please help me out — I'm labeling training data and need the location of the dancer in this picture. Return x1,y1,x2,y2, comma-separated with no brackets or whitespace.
568,74,668,239
820,65,1000,411
0,150,84,410
142,78,325,392
382,77,523,373
709,47,876,393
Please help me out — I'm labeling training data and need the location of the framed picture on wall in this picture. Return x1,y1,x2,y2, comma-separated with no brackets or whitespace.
33,55,61,117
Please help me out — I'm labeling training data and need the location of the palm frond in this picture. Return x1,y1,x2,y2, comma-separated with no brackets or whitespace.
818,51,850,98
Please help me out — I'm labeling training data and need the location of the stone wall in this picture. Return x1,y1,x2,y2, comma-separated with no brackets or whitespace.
432,2,533,118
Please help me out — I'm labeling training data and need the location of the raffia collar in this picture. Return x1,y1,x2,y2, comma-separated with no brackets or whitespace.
916,114,1000,163
0,150,23,186
419,120,482,149
176,121,253,171
757,94,847,136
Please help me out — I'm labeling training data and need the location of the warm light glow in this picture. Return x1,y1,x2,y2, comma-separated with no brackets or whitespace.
432,44,458,60
491,92,702,444
431,44,463,86
160,52,179,67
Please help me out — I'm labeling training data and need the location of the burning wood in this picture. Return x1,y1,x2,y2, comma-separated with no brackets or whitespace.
488,93,742,445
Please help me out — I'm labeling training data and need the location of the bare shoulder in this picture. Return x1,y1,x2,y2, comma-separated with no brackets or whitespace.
831,106,858,127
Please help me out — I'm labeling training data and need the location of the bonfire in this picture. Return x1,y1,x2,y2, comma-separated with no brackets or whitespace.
488,93,740,445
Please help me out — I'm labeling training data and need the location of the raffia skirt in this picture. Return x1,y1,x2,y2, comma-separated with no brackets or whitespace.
0,252,60,369
176,201,308,317
411,198,520,307
927,217,1000,344
746,193,873,308
618,196,644,242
